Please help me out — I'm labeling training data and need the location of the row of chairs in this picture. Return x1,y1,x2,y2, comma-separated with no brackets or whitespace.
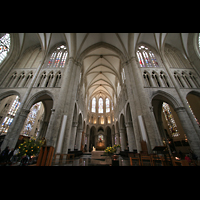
129,153,197,166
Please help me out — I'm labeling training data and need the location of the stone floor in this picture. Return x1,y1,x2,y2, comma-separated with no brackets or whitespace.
51,153,131,166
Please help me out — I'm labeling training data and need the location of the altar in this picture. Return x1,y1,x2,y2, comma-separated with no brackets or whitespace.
91,151,106,159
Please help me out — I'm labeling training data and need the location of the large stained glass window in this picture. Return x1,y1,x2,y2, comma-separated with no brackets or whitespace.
47,45,68,68
21,102,42,136
0,96,20,135
91,98,96,113
137,45,159,68
0,33,10,64
162,102,180,137
98,98,103,113
106,98,110,113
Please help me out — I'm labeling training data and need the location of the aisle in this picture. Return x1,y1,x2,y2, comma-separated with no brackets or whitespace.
51,153,131,166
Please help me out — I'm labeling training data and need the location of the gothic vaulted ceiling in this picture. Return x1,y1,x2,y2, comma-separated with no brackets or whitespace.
15,33,194,100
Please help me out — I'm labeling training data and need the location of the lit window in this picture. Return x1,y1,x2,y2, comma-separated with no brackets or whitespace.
0,96,20,134
137,45,159,67
162,102,180,137
21,102,42,136
98,98,103,113
106,98,110,113
91,98,96,113
0,33,10,65
47,45,68,68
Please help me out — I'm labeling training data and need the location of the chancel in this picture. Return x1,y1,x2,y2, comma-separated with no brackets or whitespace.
0,33,200,166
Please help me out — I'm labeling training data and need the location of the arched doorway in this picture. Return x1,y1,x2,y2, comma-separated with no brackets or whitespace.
152,94,190,156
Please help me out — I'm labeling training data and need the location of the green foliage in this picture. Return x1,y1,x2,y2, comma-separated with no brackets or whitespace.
18,138,44,158
104,145,121,155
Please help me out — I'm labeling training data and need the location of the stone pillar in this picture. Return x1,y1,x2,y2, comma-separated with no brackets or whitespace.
125,121,137,152
76,129,83,150
1,108,30,150
86,133,90,152
69,122,78,151
119,128,126,151
45,57,75,148
129,57,160,150
175,107,200,159
115,132,120,145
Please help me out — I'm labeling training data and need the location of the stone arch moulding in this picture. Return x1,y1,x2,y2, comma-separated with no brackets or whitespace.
0,90,21,101
24,90,54,111
151,90,181,109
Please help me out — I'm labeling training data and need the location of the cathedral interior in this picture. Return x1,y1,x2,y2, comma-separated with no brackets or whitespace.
1,33,200,166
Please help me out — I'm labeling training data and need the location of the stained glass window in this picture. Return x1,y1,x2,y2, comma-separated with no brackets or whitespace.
47,52,56,67
54,51,62,68
0,33,10,64
48,45,67,68
162,102,180,137
199,33,200,50
98,134,103,141
106,98,110,113
98,98,103,113
149,51,159,67
60,51,68,68
21,102,42,136
91,98,96,113
0,96,20,135
137,51,145,67
186,100,200,127
137,46,159,68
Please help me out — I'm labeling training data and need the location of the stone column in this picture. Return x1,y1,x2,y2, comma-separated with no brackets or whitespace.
175,107,200,159
119,128,126,151
69,122,78,151
1,108,30,150
125,121,137,152
76,129,83,150
86,133,90,152
128,57,160,150
115,132,120,145
45,57,75,148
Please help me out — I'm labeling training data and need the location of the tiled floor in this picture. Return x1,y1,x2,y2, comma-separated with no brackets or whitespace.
51,153,131,166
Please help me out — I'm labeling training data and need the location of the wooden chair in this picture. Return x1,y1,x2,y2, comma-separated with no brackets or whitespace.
140,155,153,166
130,153,141,166
150,154,164,166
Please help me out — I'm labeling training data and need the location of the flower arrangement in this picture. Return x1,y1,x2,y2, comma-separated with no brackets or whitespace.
17,137,44,158
104,144,121,155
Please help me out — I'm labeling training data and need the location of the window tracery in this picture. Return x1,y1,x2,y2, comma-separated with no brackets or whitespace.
137,46,159,68
0,96,20,135
0,33,10,65
21,102,43,136
47,45,68,68
106,98,110,113
98,98,103,113
162,102,180,137
91,98,96,113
